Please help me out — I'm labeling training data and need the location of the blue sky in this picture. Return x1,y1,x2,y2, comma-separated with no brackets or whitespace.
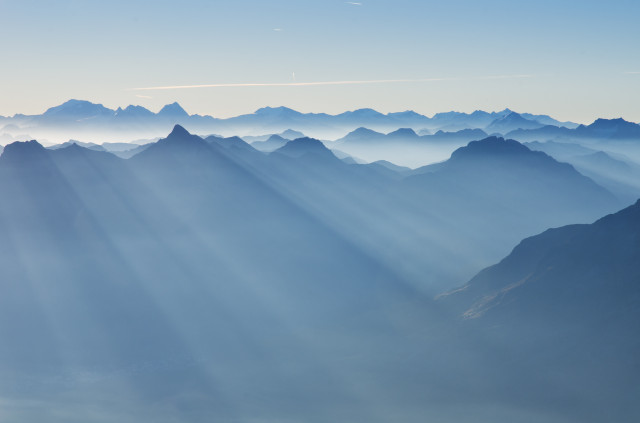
1,0,639,122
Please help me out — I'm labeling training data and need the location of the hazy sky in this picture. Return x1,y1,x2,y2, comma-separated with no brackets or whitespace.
1,0,639,123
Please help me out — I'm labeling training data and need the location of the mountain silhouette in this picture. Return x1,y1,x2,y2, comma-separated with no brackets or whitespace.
250,134,290,152
508,117,640,143
387,127,419,139
2,99,595,146
0,123,636,423
440,198,640,319
115,104,155,119
485,112,544,134
526,140,640,202
273,137,337,161
436,199,640,420
242,129,305,144
41,99,115,121
157,102,189,119
254,106,303,117
334,127,490,167
335,127,387,145
430,109,512,130
399,136,621,289
576,117,640,139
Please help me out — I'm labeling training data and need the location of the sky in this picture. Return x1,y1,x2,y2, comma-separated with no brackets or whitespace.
1,0,639,123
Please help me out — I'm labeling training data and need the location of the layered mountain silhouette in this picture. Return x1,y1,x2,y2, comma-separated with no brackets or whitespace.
385,136,622,289
0,124,635,423
1,99,589,146
526,140,640,202
429,108,576,131
442,199,640,320
250,134,290,152
273,137,338,160
438,199,640,421
484,111,544,134
508,117,640,142
333,127,489,166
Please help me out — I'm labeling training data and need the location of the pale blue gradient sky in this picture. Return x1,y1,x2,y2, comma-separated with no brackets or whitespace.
1,0,639,122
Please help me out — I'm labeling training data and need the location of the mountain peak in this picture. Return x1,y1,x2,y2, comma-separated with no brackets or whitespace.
254,106,299,115
450,136,531,161
388,110,423,118
388,128,418,137
485,112,542,133
158,102,188,117
492,112,530,124
279,129,306,139
42,99,114,118
580,117,640,139
168,124,191,138
345,108,384,117
351,127,383,136
273,137,335,159
588,117,632,129
0,140,47,163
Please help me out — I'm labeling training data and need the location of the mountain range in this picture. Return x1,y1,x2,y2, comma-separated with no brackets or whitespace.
0,99,585,145
507,117,640,143
0,121,637,422
332,127,490,166
525,140,640,203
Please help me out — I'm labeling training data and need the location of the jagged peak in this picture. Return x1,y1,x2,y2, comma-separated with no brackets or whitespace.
503,111,523,119
589,117,632,127
159,102,188,117
168,124,191,138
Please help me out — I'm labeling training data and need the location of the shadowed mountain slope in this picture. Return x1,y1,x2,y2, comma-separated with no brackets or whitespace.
393,136,621,289
438,199,640,421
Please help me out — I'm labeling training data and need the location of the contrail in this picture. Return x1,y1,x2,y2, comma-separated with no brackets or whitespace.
131,75,533,91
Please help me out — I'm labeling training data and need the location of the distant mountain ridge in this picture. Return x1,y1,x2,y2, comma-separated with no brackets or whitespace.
485,112,545,134
331,127,490,167
0,99,585,144
507,117,640,142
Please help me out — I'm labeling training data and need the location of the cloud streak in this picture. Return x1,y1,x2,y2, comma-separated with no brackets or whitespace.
131,75,533,91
